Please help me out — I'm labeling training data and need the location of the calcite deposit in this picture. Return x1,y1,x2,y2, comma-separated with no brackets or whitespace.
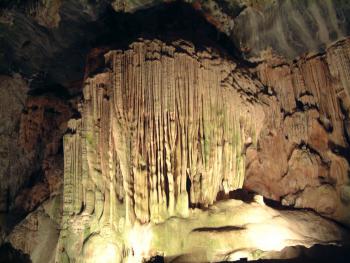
244,38,350,226
57,38,268,261
1,2,350,261
54,37,350,262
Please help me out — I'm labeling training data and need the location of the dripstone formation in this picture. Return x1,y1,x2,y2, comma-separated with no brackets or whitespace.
58,39,267,262
54,37,350,263
1,2,350,263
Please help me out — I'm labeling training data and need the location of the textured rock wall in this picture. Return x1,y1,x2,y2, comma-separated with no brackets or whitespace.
4,34,342,263
0,90,75,262
0,74,29,213
8,196,62,263
245,37,350,226
1,0,350,87
14,95,74,215
233,0,350,59
58,38,268,261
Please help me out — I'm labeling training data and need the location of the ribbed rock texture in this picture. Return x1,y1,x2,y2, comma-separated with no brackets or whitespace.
1,1,350,262
56,37,350,262
58,38,268,262
245,38,350,225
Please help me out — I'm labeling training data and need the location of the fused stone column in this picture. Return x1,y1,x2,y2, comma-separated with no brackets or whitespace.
58,39,267,262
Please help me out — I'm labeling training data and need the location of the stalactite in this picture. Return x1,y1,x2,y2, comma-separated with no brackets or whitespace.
58,38,267,262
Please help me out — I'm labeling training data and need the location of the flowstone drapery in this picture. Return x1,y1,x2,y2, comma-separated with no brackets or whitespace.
57,39,267,262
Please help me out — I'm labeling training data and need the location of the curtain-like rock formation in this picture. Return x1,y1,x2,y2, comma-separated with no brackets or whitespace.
1,2,350,262
58,38,267,262
1,36,348,263
56,37,350,263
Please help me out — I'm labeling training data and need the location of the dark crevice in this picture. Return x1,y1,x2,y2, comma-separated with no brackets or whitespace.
192,225,246,232
186,174,192,207
329,141,350,163
0,243,31,263
282,102,319,120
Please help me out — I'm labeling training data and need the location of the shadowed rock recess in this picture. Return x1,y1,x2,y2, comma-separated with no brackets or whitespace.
1,1,350,263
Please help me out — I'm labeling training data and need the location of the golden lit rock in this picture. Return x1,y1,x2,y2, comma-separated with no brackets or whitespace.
57,38,268,262
55,38,350,262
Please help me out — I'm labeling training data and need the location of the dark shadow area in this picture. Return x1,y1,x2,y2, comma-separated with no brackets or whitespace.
329,141,350,164
192,225,245,232
148,244,350,263
1,1,250,95
83,1,254,80
91,1,242,58
229,189,255,203
263,197,292,210
147,255,165,263
216,189,255,203
231,244,350,263
0,243,31,263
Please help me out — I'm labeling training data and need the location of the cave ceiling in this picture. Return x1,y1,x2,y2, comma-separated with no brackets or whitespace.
1,0,350,92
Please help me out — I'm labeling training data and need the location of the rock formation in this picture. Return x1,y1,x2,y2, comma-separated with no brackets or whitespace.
8,195,62,263
1,2,350,263
57,38,268,261
244,38,350,226
54,38,350,262
13,94,75,215
1,0,350,87
0,74,29,213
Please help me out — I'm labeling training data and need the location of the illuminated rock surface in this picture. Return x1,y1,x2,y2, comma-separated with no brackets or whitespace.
245,38,350,226
1,1,350,262
53,38,350,262
57,38,266,261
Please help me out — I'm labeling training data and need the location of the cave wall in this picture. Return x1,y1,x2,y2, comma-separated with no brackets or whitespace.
1,0,350,87
232,0,350,59
0,74,29,213
1,1,350,262
245,38,350,225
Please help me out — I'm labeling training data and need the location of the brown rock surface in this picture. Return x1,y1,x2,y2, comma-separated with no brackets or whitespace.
19,95,73,155
56,37,350,262
12,95,74,215
0,74,30,213
244,37,350,225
